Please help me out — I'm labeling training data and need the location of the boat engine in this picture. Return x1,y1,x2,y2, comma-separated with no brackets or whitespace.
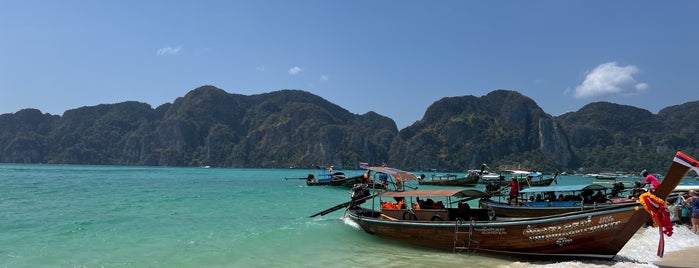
485,182,500,195
350,183,371,204
610,182,625,197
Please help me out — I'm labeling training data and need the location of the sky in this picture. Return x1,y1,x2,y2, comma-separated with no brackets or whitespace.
1,1,697,129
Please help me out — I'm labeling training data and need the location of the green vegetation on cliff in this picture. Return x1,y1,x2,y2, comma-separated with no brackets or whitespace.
1,86,697,174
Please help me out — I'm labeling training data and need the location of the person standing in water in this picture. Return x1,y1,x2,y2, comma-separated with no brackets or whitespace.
681,190,699,233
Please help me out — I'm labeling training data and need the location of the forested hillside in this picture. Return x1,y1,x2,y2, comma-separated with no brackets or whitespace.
1,86,697,174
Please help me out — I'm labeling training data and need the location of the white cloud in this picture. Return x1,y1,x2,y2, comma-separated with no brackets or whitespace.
156,46,182,56
320,75,329,81
288,66,303,75
573,62,648,99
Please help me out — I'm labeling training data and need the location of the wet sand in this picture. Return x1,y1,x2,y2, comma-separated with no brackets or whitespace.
654,245,699,268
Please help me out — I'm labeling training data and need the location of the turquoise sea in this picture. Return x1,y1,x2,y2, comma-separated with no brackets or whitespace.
2,164,699,268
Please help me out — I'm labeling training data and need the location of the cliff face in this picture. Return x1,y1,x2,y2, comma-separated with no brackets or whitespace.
0,109,58,163
1,86,698,172
390,90,572,171
555,101,699,172
0,86,397,168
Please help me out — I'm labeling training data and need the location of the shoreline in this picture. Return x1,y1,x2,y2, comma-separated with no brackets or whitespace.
654,245,699,268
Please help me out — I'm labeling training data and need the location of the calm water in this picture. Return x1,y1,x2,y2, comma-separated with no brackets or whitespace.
1,164,698,267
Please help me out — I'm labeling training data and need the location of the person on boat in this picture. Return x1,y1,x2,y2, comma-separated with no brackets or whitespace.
581,189,595,204
456,201,470,218
641,169,660,192
412,201,420,210
423,198,436,209
535,194,543,202
545,192,555,202
557,194,565,202
377,173,389,188
630,181,646,199
680,190,699,233
593,191,605,203
434,201,445,209
363,170,372,183
506,178,522,205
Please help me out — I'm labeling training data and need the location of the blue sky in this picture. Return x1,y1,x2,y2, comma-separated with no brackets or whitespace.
1,1,697,129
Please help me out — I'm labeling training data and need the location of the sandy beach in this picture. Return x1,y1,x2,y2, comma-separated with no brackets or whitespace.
654,245,699,268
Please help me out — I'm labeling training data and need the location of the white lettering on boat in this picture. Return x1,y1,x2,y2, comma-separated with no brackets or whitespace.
474,227,506,235
522,216,622,244
598,216,614,224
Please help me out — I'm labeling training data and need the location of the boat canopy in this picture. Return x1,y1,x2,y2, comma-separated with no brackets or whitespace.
519,184,607,194
674,184,699,191
379,189,488,198
364,166,418,181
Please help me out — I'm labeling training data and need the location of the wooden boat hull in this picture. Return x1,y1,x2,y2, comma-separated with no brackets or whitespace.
347,204,647,259
480,199,627,218
341,154,696,260
418,175,479,186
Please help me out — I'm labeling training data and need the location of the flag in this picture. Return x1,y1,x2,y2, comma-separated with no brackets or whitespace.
673,151,699,174
359,162,369,169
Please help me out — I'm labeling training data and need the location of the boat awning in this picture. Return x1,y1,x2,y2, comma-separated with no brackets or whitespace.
674,184,699,191
519,184,607,194
364,166,418,181
379,189,488,198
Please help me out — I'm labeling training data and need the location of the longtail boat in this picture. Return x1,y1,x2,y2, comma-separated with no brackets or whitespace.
418,164,487,187
479,183,635,218
417,173,479,186
361,166,419,191
305,172,366,187
342,151,698,260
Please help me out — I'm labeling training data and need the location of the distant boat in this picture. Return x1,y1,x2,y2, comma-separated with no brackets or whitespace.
477,170,544,185
480,171,556,196
523,172,557,187
595,173,618,180
418,170,479,187
419,164,488,187
305,172,376,188
585,173,618,180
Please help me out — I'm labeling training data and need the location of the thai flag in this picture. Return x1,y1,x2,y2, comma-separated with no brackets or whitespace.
359,162,369,169
673,151,699,174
